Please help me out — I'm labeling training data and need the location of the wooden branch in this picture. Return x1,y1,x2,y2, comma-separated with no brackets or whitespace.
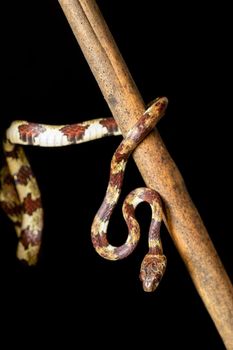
58,0,233,348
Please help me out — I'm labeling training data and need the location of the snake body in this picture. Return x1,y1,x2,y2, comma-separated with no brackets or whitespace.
0,140,43,264
0,96,168,291
91,97,168,291
6,118,121,147
1,118,120,265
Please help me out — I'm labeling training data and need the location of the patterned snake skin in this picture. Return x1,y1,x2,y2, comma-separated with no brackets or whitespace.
0,97,168,291
91,97,168,291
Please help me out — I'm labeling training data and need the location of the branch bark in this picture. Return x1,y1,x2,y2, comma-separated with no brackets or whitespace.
58,0,233,348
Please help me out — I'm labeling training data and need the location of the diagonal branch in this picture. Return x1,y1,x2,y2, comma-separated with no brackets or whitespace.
58,0,233,348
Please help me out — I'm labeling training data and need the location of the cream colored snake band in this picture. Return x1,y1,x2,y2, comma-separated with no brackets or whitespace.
0,96,168,292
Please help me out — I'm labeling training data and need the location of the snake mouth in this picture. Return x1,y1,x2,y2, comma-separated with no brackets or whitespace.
142,278,159,293
142,283,154,293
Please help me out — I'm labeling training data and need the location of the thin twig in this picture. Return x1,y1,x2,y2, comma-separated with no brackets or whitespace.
58,0,233,348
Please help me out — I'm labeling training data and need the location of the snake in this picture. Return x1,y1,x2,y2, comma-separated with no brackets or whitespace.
0,96,168,291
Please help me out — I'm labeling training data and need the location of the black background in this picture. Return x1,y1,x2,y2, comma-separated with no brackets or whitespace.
1,1,232,348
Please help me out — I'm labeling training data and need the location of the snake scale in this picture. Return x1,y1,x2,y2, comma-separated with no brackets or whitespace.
0,96,168,292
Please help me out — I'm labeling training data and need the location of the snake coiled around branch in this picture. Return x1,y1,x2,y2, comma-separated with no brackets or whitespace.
0,96,168,291
91,97,168,291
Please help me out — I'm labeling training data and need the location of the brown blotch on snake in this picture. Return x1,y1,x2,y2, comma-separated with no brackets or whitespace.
59,123,89,142
23,194,41,216
18,123,47,144
20,226,42,249
15,165,33,185
99,118,119,133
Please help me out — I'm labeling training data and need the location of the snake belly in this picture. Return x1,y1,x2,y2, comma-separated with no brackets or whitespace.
91,97,168,292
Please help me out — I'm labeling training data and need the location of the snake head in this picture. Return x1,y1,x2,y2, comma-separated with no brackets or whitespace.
139,254,167,292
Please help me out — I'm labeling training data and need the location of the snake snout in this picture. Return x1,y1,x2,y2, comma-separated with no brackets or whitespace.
140,254,167,292
140,271,163,292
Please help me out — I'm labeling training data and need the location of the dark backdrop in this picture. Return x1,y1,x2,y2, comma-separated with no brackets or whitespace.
1,1,232,348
